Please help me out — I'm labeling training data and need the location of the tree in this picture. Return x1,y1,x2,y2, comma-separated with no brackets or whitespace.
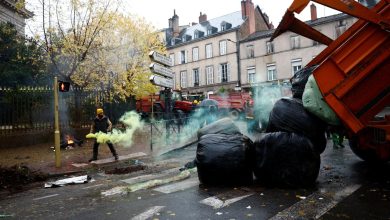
38,0,165,100
0,23,47,87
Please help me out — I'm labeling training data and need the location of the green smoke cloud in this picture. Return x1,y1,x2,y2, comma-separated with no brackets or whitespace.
86,111,144,147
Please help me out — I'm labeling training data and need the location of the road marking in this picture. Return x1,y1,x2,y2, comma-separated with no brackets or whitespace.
269,184,361,220
101,186,127,196
121,167,180,185
131,206,165,220
82,183,103,189
153,177,199,194
33,194,59,201
200,193,255,209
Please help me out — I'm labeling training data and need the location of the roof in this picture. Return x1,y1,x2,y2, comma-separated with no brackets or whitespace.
167,11,245,48
241,13,351,43
182,11,244,37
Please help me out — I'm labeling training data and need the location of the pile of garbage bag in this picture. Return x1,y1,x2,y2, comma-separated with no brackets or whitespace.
195,118,320,188
290,65,318,99
267,98,327,154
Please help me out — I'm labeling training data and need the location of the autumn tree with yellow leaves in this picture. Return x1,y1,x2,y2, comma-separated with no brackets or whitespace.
38,0,165,100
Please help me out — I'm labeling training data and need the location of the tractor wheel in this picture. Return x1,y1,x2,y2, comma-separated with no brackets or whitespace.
349,129,390,163
229,109,240,121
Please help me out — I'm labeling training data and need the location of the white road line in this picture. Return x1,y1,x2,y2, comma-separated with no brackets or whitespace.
82,183,103,189
33,194,59,201
269,184,361,220
200,193,255,209
153,177,199,194
131,206,165,220
121,167,180,185
101,186,127,196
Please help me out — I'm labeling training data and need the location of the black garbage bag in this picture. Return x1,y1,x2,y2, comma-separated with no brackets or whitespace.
196,133,254,185
253,132,320,188
266,98,327,153
291,65,318,99
197,118,242,140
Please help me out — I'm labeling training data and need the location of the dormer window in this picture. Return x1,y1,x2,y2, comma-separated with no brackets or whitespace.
220,22,232,31
194,30,204,39
171,38,175,45
182,36,186,42
207,28,212,35
207,26,218,35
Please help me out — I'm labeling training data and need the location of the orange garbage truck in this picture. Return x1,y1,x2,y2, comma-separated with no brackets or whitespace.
272,0,390,161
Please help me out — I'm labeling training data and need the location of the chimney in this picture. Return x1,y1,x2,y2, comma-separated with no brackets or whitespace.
310,3,317,20
172,10,180,37
199,12,207,23
241,0,255,34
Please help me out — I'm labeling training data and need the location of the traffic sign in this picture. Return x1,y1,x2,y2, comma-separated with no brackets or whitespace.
149,63,174,78
150,75,174,88
149,51,173,67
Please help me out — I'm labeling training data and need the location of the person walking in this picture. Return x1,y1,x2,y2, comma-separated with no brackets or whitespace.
89,108,118,162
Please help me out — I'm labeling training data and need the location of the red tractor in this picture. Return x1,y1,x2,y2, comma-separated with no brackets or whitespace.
136,90,194,120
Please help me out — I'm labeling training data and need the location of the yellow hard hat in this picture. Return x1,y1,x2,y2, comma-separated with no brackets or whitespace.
96,108,104,115
193,100,198,104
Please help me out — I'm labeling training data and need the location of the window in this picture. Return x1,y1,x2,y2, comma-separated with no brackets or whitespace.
290,36,300,49
180,71,187,88
266,41,274,54
219,40,227,55
171,38,175,46
182,36,186,42
246,45,254,58
192,47,199,61
206,44,213,58
291,59,302,75
207,29,212,35
218,63,229,83
335,20,347,38
267,64,277,81
206,66,214,85
221,24,226,31
194,31,199,39
193,68,200,87
247,67,256,83
169,53,175,66
180,50,187,64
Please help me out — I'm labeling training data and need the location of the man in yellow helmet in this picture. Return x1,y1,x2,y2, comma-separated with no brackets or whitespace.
89,108,118,162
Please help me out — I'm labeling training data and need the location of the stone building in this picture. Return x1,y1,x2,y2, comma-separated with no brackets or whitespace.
0,0,33,35
165,0,271,99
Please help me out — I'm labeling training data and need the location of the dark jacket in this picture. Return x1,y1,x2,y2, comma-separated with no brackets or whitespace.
90,116,112,133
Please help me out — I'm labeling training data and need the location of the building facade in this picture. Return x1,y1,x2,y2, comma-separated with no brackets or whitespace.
240,6,357,90
165,1,358,98
0,0,33,35
165,0,271,99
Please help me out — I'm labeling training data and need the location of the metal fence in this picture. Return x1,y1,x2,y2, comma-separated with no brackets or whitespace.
0,86,133,136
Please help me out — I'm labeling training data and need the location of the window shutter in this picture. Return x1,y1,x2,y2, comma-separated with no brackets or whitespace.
177,52,181,64
185,50,188,63
190,70,194,87
199,68,202,86
227,63,231,82
217,65,222,83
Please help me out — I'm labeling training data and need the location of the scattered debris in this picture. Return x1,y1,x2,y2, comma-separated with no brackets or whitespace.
0,214,14,218
0,165,47,191
216,212,223,215
246,206,252,209
44,175,91,188
297,195,307,200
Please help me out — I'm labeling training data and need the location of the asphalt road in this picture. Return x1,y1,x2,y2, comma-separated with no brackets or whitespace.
1,138,390,220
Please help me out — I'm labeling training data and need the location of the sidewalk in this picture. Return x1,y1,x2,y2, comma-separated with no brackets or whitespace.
0,131,197,176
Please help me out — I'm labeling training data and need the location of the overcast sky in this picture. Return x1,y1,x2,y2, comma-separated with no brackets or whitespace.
120,0,338,29
26,0,339,35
